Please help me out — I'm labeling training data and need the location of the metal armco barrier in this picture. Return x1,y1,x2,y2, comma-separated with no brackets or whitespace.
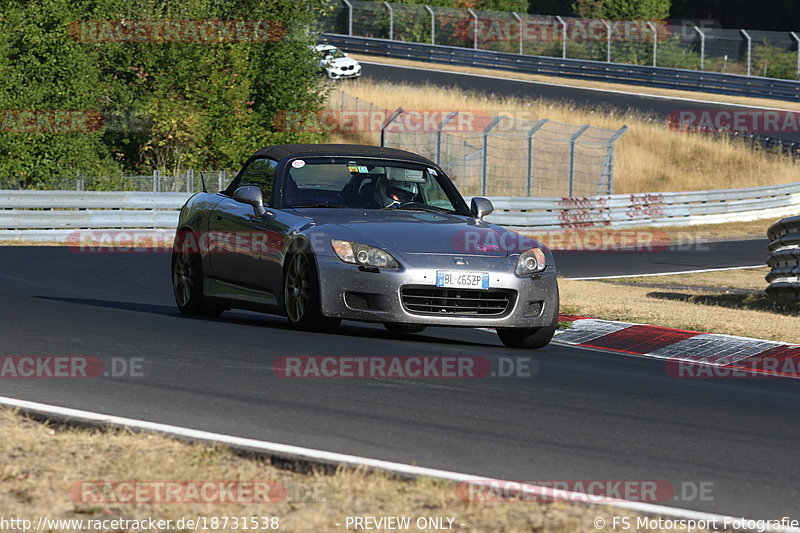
0,191,190,242
1,184,799,242
322,34,800,103
766,215,800,299
477,181,800,229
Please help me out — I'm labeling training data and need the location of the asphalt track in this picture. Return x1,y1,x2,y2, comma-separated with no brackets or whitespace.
2,243,799,522
361,61,800,145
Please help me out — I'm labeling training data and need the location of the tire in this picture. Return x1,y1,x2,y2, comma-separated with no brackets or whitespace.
172,231,223,318
283,252,340,331
496,324,556,349
497,288,559,349
383,323,427,335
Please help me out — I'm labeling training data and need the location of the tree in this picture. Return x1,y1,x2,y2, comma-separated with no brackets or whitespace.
573,0,671,20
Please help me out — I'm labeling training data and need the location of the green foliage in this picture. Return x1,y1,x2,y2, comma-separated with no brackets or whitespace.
753,44,799,80
0,0,329,188
573,0,671,20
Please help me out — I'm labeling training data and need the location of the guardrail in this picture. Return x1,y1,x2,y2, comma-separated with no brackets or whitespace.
766,215,800,299
1,184,798,243
478,181,800,229
0,191,190,243
322,33,800,103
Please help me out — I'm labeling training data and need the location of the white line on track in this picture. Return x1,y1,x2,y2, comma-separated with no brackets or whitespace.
567,264,765,280
361,60,798,112
0,395,796,531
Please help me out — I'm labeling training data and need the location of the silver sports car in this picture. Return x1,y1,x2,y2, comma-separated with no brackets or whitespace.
172,144,559,348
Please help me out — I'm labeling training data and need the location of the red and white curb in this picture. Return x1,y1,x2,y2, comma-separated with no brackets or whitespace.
555,315,800,378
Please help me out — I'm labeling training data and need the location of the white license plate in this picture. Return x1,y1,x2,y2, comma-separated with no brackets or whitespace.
435,271,490,290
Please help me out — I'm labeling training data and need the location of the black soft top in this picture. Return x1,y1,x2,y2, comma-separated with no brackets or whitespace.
251,144,435,165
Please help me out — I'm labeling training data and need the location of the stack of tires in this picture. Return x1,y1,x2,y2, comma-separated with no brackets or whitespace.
766,215,800,300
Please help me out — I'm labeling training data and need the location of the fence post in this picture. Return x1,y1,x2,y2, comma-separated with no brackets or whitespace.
468,9,478,49
187,169,194,194
512,12,523,55
601,19,611,62
526,119,548,197
694,26,706,70
342,0,353,36
153,170,158,192
647,22,657,67
568,125,590,197
436,112,459,165
383,2,394,40
481,116,504,196
218,170,225,192
741,29,752,76
792,32,800,79
604,125,628,195
556,16,567,59
380,107,404,147
424,5,435,44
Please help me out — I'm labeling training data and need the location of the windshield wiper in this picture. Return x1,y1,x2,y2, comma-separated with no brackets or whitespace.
291,203,349,208
394,205,453,214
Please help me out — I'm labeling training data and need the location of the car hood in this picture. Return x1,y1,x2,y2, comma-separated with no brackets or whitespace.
294,208,523,257
327,57,360,69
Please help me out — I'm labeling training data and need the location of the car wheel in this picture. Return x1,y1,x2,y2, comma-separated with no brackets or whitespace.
172,231,223,318
284,252,340,331
497,288,559,349
496,324,556,349
383,323,427,334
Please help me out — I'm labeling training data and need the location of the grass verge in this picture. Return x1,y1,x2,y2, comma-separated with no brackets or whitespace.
0,409,715,533
559,267,800,343
333,79,799,194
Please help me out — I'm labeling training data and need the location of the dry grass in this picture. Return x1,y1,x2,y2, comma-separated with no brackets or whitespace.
333,79,799,194
0,409,709,533
559,267,800,343
351,54,800,113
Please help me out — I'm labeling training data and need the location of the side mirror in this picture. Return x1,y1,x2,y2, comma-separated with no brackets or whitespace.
233,186,266,217
470,197,494,220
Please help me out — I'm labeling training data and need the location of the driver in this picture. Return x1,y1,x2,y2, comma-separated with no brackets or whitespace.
373,177,418,208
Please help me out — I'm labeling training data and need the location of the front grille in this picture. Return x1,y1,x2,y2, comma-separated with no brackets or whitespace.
401,286,514,317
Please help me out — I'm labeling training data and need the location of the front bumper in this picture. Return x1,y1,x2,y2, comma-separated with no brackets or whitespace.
326,67,361,79
316,253,559,328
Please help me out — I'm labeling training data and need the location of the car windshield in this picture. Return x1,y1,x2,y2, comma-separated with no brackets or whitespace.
324,48,345,60
284,158,468,214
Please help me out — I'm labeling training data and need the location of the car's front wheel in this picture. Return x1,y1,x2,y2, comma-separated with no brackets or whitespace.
172,231,223,318
284,252,340,331
384,323,427,335
496,324,556,349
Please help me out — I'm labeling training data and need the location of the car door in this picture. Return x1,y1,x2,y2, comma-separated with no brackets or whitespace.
208,158,278,292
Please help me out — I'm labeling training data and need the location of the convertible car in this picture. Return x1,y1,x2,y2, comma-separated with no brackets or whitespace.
171,144,559,348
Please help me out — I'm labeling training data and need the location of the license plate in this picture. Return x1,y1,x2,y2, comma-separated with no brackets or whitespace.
435,271,490,290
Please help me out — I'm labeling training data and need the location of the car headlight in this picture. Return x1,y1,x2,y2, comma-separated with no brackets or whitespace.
515,248,547,276
331,240,400,269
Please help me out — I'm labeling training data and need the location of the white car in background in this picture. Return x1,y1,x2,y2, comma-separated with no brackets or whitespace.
314,44,362,80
